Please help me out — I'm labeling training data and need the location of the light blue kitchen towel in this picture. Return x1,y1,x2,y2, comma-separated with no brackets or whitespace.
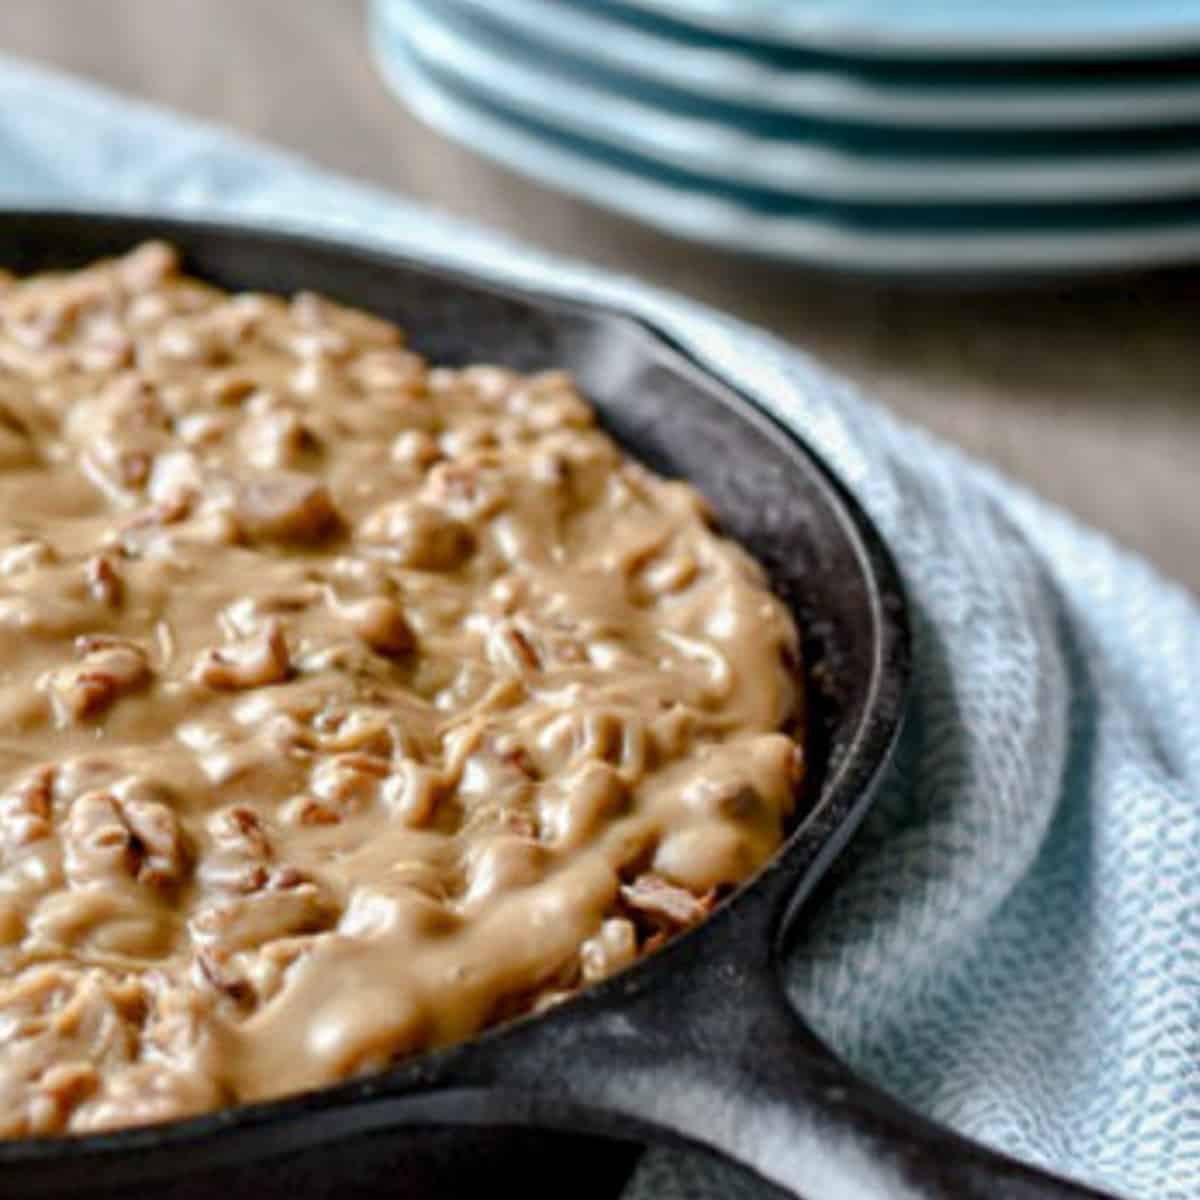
0,54,1197,1200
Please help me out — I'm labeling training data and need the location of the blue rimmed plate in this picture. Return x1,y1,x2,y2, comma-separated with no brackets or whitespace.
384,0,1200,205
369,10,1200,276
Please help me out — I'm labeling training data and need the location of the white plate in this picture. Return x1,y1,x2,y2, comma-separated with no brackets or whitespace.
446,0,1200,129
386,0,1200,204
605,0,1200,58
370,22,1200,275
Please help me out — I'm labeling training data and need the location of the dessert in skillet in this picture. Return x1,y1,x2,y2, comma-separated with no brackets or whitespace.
0,244,803,1135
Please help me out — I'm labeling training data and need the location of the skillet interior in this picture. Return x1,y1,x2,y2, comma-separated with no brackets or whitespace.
0,211,908,1200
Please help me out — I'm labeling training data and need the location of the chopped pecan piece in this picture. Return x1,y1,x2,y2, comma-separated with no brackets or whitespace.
84,556,123,607
358,500,473,571
352,347,425,391
43,639,151,723
280,795,342,828
216,805,272,859
580,917,638,984
307,752,389,817
31,1062,101,1132
390,429,441,469
309,706,398,756
233,473,338,544
423,460,508,520
485,618,542,674
198,805,274,895
203,367,259,406
62,784,190,891
238,408,316,471
121,492,193,534
618,873,715,931
379,760,446,829
116,241,179,293
0,767,54,847
190,878,336,954
192,621,290,690
335,595,414,657
193,948,254,1008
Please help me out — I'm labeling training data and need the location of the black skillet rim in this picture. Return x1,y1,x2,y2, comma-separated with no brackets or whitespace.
0,209,911,1167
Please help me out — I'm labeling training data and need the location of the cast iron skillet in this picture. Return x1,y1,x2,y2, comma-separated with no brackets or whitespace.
0,212,1115,1200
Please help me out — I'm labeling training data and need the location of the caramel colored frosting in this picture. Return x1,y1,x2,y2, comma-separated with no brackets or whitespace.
0,244,803,1135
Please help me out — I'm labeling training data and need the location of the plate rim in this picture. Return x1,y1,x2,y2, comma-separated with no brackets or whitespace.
594,0,1200,59
429,0,1200,128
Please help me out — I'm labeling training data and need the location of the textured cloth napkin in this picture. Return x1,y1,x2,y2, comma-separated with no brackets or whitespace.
1,54,1198,1200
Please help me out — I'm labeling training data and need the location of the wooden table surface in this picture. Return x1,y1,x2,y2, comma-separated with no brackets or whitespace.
2,0,1196,593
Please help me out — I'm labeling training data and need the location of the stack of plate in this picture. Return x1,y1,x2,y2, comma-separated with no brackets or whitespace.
369,0,1200,275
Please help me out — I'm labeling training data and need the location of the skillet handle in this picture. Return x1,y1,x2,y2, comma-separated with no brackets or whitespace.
460,935,1122,1200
